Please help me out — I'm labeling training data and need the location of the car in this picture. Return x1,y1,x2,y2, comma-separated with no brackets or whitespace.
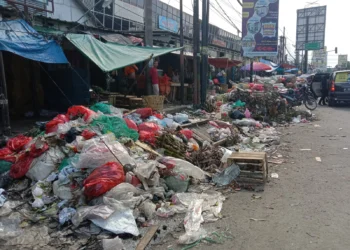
328,70,350,106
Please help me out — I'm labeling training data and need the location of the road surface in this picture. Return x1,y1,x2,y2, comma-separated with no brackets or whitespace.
154,106,350,250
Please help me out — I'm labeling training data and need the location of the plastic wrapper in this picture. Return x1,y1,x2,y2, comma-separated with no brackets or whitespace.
158,157,206,180
135,108,152,119
66,105,97,123
134,161,162,189
165,174,189,192
139,200,156,220
173,113,189,124
81,129,97,140
123,118,138,131
178,199,206,245
91,115,139,141
26,147,65,181
84,162,125,198
156,202,187,218
124,113,143,125
6,135,32,152
59,207,77,225
9,154,34,179
76,134,136,169
233,118,262,127
212,164,240,186
45,114,69,134
72,204,139,236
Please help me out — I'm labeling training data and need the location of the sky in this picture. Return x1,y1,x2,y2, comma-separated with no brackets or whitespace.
161,0,348,67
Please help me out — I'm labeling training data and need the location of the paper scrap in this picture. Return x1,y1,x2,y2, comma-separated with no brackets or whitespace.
314,125,320,127
300,149,311,151
343,148,348,150
250,218,267,222
271,173,279,179
315,157,322,162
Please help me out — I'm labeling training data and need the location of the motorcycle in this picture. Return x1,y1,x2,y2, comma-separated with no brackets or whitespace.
279,84,318,110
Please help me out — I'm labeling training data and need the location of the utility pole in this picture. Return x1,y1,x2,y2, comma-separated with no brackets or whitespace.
0,51,10,136
180,0,185,104
144,0,153,95
304,16,309,73
201,0,209,105
282,27,285,64
193,0,200,105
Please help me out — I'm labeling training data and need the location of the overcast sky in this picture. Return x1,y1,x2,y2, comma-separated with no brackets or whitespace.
161,0,346,67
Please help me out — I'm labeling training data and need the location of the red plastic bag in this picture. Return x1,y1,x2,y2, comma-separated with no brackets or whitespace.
180,129,193,139
139,131,157,145
124,118,138,131
29,142,49,158
83,162,125,198
81,129,97,140
10,154,34,179
138,122,161,133
135,108,153,119
0,147,16,163
46,114,69,134
153,113,164,120
66,106,97,123
7,135,32,152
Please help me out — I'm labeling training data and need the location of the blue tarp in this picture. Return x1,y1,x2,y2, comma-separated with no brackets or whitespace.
0,19,68,64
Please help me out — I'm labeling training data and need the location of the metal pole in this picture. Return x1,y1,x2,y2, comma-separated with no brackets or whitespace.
180,0,185,104
0,51,11,136
201,0,208,105
144,0,153,95
282,27,285,64
193,0,200,105
304,16,309,73
250,60,253,82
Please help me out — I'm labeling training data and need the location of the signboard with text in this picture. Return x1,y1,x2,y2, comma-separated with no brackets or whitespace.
242,0,279,58
338,55,348,67
158,16,179,33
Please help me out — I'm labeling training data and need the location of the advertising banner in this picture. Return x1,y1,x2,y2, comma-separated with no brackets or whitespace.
242,0,279,58
158,16,179,33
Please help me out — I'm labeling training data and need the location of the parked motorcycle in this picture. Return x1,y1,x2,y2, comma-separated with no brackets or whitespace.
279,84,318,110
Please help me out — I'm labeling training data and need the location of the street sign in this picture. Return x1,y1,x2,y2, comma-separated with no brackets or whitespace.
305,42,320,50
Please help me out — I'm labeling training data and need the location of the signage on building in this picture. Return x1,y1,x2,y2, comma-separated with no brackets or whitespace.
338,55,348,67
158,16,179,33
296,6,326,51
242,0,279,58
312,46,327,70
212,39,226,47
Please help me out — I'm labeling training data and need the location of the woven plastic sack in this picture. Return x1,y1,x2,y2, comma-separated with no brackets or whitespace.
6,135,32,152
90,102,112,114
66,106,97,123
10,154,34,179
0,160,12,174
83,162,125,198
91,115,139,141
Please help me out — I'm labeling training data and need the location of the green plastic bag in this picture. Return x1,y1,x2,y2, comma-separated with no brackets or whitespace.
91,115,139,141
0,160,12,174
58,154,80,171
232,100,246,108
90,102,112,114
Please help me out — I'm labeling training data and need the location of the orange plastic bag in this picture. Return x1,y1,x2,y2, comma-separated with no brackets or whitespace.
81,129,97,140
180,129,193,139
124,118,138,131
135,108,153,119
46,114,69,134
83,162,125,198
66,106,97,123
0,147,16,163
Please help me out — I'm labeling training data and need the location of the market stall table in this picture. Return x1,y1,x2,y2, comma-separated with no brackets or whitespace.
170,82,191,102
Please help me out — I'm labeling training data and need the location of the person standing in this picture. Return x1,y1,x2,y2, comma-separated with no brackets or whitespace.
124,64,138,94
149,60,159,95
318,76,328,105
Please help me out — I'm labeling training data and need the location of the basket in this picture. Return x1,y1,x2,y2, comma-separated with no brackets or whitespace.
143,95,165,111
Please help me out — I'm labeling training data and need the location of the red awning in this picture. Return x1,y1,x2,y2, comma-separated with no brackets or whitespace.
208,57,241,68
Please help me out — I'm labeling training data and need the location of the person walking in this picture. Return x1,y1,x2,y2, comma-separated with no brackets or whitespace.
149,60,159,95
318,76,328,105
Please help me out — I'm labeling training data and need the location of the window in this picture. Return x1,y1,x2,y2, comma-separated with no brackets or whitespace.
137,0,144,8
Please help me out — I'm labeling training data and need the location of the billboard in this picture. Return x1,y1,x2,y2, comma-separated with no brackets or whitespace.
296,6,327,51
158,16,179,33
241,0,279,58
311,46,327,70
338,55,348,67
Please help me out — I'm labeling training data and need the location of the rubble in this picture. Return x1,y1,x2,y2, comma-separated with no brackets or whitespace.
0,85,315,249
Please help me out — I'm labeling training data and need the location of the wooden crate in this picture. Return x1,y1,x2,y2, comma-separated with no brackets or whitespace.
227,152,268,186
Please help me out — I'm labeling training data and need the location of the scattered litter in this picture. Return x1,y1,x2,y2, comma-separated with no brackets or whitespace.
300,149,311,151
271,173,279,179
314,125,320,127
343,148,348,150
250,218,267,222
315,157,322,162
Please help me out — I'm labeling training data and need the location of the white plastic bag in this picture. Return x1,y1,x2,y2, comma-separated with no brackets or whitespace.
159,157,206,180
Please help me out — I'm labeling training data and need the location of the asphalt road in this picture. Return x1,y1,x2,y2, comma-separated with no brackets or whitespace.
154,105,350,250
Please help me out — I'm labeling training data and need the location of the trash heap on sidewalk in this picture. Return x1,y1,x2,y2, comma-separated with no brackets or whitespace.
0,95,313,249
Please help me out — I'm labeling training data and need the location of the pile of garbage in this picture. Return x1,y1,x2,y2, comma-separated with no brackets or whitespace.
0,97,311,249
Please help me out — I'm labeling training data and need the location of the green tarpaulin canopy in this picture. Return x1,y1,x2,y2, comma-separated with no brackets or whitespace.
65,33,182,72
